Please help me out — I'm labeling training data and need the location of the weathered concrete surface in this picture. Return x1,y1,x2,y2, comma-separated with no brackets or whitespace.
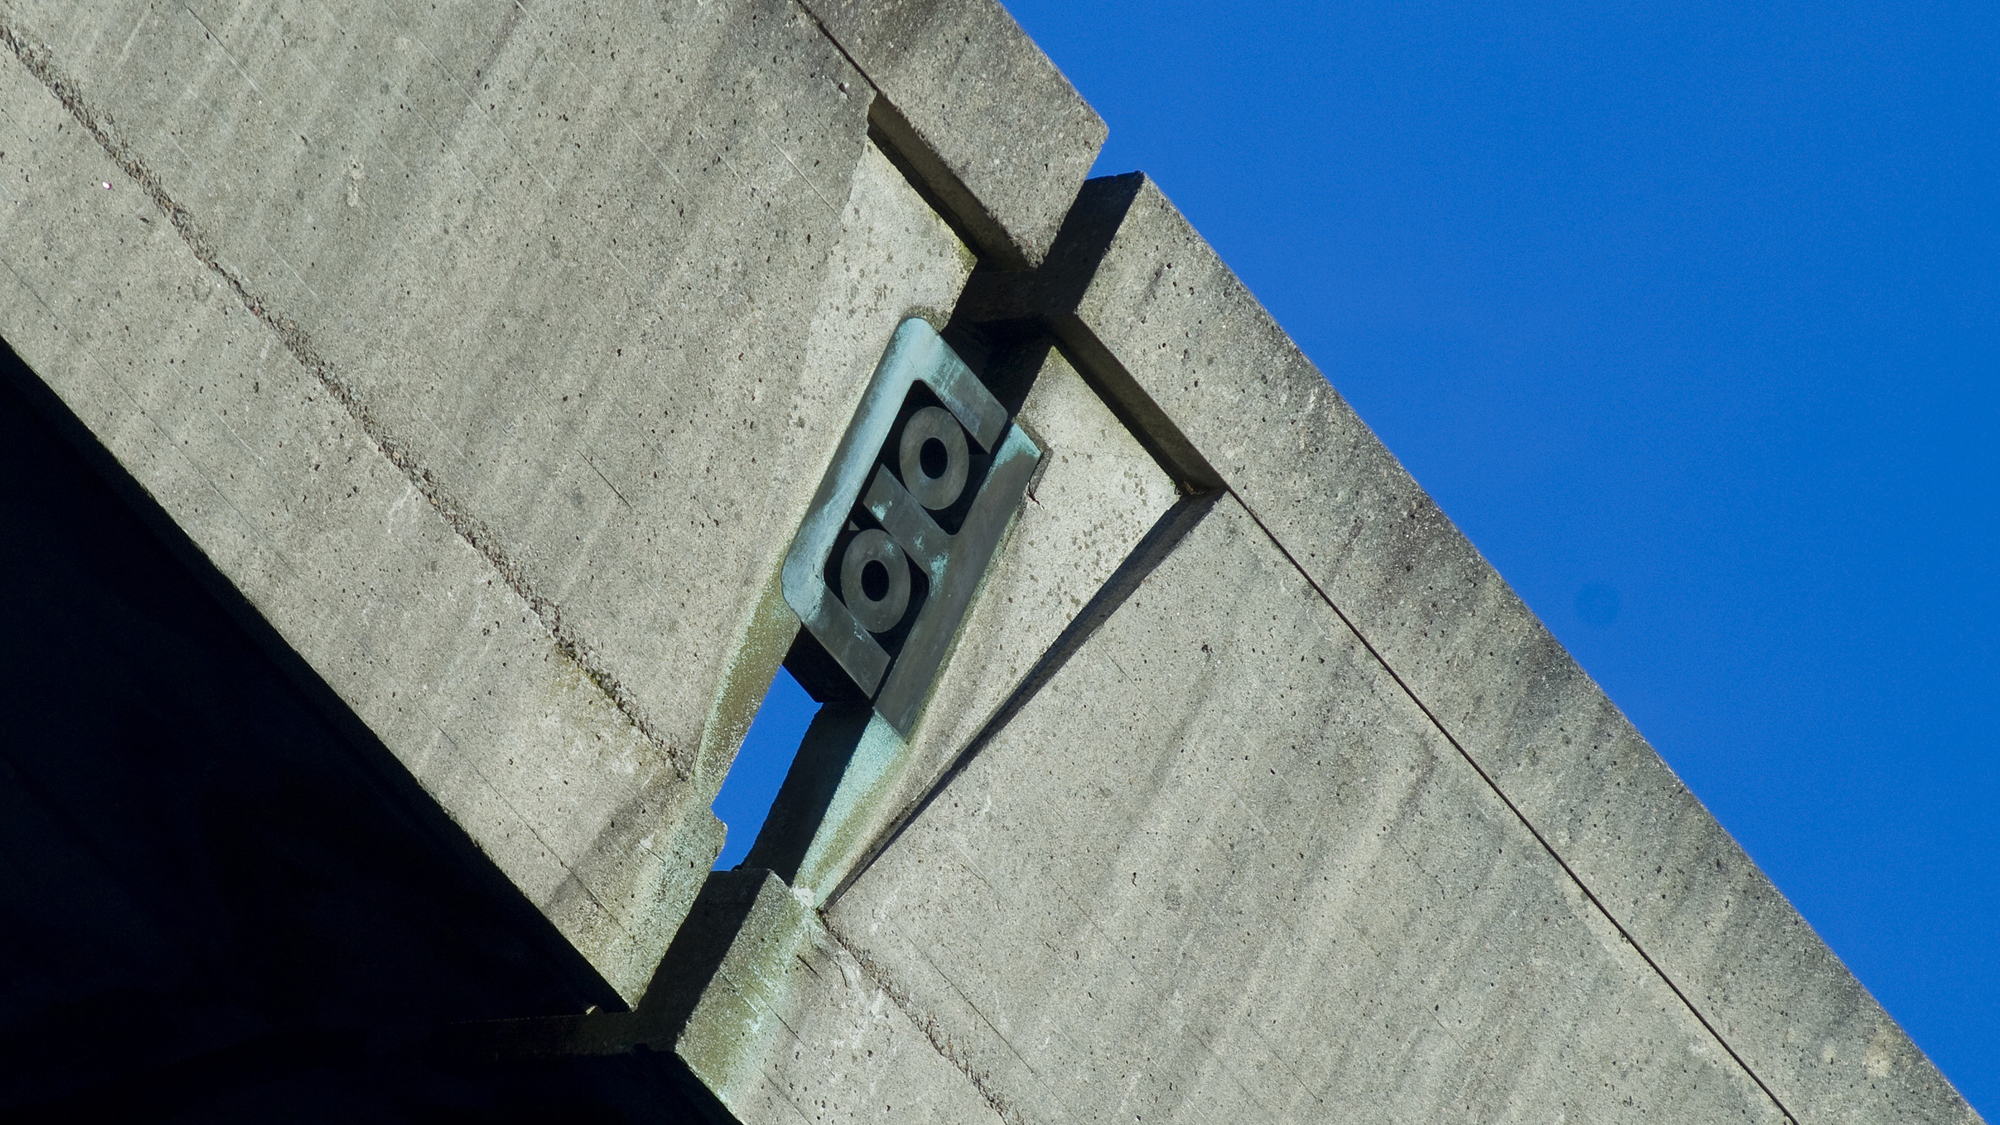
0,2,1977,1121
477,870,1004,1123
1016,173,1979,1124
669,872,1003,1124
828,496,1790,1124
0,53,693,1003
769,344,1184,902
801,0,1106,267
0,358,628,1108
0,0,972,1003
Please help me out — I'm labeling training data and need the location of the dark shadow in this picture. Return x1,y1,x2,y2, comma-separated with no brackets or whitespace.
743,703,875,881
0,337,727,1117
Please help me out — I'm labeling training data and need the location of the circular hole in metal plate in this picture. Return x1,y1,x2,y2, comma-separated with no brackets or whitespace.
839,528,911,634
898,406,970,511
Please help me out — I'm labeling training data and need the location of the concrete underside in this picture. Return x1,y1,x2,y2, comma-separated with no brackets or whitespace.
0,1,1977,1122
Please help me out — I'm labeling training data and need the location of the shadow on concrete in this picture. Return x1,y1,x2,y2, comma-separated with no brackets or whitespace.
0,339,716,1121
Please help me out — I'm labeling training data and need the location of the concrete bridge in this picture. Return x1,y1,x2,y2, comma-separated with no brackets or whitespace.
0,1,1975,1120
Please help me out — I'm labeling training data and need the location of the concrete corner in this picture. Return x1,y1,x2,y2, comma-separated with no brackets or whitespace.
487,870,1005,1123
801,0,1107,267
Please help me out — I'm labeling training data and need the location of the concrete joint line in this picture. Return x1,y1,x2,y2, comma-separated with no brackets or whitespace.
789,0,1037,270
0,24,691,779
817,918,1025,1125
951,177,1223,494
1230,496,1803,1125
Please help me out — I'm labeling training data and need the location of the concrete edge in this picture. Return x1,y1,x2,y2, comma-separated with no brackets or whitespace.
976,169,1981,1124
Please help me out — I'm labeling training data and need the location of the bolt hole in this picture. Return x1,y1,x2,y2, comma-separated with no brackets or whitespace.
861,559,891,601
920,437,949,480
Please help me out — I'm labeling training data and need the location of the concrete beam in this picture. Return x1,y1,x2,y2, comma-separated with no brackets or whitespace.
0,4,1975,1121
0,0,972,1003
0,35,706,1005
960,171,1980,1125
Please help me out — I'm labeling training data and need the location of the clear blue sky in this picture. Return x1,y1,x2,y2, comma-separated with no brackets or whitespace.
718,0,1998,1110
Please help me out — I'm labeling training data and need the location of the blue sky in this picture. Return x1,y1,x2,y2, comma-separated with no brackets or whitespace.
719,0,1997,1110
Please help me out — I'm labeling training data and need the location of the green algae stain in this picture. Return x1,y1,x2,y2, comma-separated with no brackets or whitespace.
694,565,800,790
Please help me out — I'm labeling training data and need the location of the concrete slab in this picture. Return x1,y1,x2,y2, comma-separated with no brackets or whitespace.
800,0,1106,267
829,495,1790,1124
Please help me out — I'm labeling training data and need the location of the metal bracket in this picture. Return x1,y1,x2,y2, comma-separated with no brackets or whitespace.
781,319,1041,735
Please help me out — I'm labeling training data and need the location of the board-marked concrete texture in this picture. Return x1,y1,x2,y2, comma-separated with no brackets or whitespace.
0,34,707,1005
828,495,1791,1124
0,0,973,1003
0,0,1978,1120
952,170,1980,1124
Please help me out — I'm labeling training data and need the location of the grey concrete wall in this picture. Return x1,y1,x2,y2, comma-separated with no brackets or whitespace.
0,0,975,1003
0,44,689,995
828,494,1792,1123
0,1,1978,1121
